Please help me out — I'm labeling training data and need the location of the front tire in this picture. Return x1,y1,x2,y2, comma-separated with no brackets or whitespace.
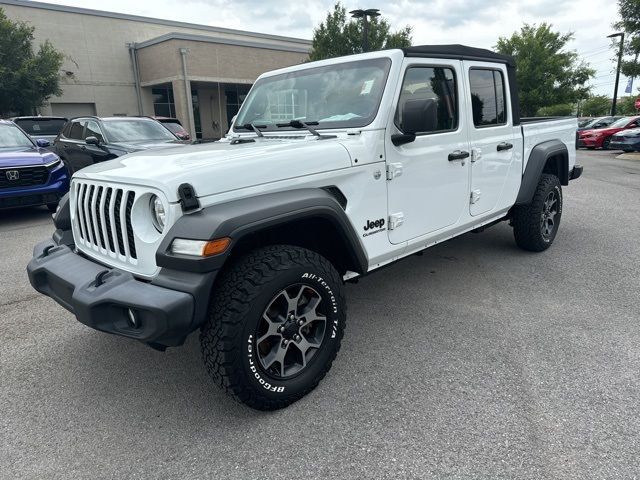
200,245,346,410
602,137,611,150
512,174,562,252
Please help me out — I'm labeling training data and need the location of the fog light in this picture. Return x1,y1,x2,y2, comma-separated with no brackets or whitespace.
127,308,139,328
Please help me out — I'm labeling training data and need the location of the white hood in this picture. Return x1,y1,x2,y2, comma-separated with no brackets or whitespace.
75,137,353,202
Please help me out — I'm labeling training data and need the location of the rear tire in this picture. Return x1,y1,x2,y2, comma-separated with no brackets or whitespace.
512,174,562,252
200,245,346,410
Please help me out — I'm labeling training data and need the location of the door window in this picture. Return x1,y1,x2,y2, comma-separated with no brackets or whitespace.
395,66,458,134
68,121,85,140
469,69,506,127
84,120,104,143
61,121,73,138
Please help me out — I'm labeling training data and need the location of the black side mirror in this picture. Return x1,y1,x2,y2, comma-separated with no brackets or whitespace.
85,136,100,146
392,98,438,146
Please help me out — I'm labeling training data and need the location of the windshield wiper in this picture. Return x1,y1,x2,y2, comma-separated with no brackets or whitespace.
275,120,336,139
236,123,267,137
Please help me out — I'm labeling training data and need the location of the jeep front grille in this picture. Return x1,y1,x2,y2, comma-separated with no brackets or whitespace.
73,181,137,261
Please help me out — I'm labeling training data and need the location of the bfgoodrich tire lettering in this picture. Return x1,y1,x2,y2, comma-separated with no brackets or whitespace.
512,173,562,252
200,245,345,410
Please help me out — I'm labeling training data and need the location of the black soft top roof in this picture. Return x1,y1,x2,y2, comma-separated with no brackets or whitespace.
402,44,515,67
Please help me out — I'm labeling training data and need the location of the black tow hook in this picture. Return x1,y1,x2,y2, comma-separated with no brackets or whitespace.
94,270,110,287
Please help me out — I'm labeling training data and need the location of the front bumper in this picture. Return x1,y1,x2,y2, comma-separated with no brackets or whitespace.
570,164,583,181
0,164,69,209
578,137,602,148
27,239,216,347
609,137,640,151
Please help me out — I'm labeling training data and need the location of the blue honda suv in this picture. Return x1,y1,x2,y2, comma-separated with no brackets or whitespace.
0,120,70,211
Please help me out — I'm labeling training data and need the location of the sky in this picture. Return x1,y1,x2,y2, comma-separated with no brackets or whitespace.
37,0,626,98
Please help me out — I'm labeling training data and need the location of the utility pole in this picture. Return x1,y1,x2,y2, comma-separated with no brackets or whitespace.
349,8,380,52
608,32,625,116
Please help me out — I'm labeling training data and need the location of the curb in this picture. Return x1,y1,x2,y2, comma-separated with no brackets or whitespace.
615,152,640,161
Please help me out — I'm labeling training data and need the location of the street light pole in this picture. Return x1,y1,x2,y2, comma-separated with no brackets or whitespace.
608,32,625,116
349,8,380,53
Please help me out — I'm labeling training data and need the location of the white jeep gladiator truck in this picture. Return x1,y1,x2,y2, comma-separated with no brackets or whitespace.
28,45,582,410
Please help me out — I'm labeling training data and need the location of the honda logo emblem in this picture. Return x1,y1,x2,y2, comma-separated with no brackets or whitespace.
6,170,19,181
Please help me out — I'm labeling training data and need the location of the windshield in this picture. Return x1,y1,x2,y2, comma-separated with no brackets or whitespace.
0,124,35,148
609,117,636,129
14,118,66,136
102,119,177,142
234,58,391,132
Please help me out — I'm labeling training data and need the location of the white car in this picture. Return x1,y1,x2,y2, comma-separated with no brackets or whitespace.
28,45,582,410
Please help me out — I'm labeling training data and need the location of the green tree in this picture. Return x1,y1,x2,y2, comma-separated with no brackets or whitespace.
537,103,575,116
0,8,64,116
581,95,612,116
310,3,412,61
495,23,595,117
614,0,640,77
617,95,640,114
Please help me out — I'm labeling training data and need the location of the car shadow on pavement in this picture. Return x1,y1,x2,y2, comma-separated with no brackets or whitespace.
41,223,525,421
0,206,52,227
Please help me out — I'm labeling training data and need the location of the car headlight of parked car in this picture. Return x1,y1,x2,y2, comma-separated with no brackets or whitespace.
150,195,166,232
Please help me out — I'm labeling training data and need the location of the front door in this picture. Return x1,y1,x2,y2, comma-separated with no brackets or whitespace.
463,62,516,216
386,59,470,244
82,120,110,165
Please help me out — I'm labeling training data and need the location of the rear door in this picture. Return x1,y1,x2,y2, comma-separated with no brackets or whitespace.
385,59,470,244
463,62,517,216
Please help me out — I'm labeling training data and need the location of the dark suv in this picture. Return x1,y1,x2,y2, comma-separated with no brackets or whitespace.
54,116,184,174
11,116,68,149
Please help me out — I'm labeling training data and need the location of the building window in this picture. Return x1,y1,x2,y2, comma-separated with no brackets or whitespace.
225,84,251,127
191,88,201,139
152,86,175,118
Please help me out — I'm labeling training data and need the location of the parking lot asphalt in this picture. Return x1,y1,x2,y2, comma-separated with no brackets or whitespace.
1,149,640,479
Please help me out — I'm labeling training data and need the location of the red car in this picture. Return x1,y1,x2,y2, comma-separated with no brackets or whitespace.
578,116,640,149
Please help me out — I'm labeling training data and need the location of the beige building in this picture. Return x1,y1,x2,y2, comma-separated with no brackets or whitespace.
0,0,311,139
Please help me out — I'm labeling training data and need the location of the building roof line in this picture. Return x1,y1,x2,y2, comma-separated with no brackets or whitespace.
134,32,310,53
0,0,312,46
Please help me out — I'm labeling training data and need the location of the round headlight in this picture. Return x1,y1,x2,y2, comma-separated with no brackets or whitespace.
150,195,166,232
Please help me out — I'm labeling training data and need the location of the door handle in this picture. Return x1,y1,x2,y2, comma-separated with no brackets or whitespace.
497,142,513,151
448,150,470,161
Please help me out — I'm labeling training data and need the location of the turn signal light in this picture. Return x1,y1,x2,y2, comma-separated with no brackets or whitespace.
202,237,231,256
170,237,231,257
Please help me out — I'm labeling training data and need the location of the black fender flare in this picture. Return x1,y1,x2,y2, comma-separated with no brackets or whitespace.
515,139,568,205
156,188,368,274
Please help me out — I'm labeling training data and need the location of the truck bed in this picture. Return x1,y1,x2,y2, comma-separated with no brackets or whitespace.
521,117,577,173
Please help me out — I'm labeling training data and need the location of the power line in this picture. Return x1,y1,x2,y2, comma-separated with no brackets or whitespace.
589,81,617,87
581,49,613,59
580,45,611,55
